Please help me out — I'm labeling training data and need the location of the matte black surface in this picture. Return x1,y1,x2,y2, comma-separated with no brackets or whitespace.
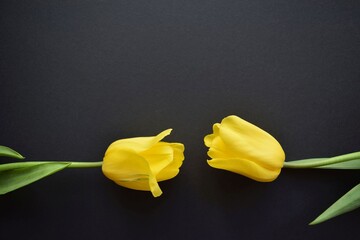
1,1,359,239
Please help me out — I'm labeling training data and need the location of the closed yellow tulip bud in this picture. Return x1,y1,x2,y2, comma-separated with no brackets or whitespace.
102,129,184,197
204,115,285,182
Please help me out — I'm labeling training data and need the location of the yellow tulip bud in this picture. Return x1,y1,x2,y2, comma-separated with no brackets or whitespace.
204,115,285,182
102,129,185,197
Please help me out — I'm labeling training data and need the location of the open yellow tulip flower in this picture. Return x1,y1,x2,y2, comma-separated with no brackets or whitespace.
102,129,185,197
204,115,285,182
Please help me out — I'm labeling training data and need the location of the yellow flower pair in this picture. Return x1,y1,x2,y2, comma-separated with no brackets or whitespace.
102,115,285,197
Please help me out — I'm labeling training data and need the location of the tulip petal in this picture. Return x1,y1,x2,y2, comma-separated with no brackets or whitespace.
102,148,162,197
157,143,185,181
105,129,172,154
204,123,220,147
219,116,285,169
204,134,214,147
140,142,174,177
207,136,234,159
208,158,281,182
170,143,185,164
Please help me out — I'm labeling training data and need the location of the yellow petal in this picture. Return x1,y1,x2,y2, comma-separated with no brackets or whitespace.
208,158,281,182
105,129,172,154
207,135,233,159
219,115,285,169
140,142,174,176
148,175,163,197
156,143,185,181
204,134,214,147
204,123,220,147
102,148,162,197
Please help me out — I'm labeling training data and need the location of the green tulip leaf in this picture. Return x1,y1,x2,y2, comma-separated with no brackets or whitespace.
0,146,24,159
0,162,70,195
310,183,360,225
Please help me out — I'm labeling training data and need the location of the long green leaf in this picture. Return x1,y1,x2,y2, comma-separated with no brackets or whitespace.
310,183,360,225
0,162,70,195
0,146,24,159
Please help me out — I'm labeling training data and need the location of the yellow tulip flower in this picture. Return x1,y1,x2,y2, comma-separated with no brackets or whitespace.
204,115,285,182
102,129,184,197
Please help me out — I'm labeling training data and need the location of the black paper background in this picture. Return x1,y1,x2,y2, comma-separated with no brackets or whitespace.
1,1,360,239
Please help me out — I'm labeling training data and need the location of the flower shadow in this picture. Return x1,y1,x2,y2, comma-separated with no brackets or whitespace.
199,166,274,211
102,180,168,215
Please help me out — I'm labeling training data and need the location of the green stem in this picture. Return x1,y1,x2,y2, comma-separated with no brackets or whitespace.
283,151,360,169
67,161,103,168
0,161,102,171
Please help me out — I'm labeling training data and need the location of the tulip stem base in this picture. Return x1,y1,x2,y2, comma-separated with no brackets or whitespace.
67,161,103,168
